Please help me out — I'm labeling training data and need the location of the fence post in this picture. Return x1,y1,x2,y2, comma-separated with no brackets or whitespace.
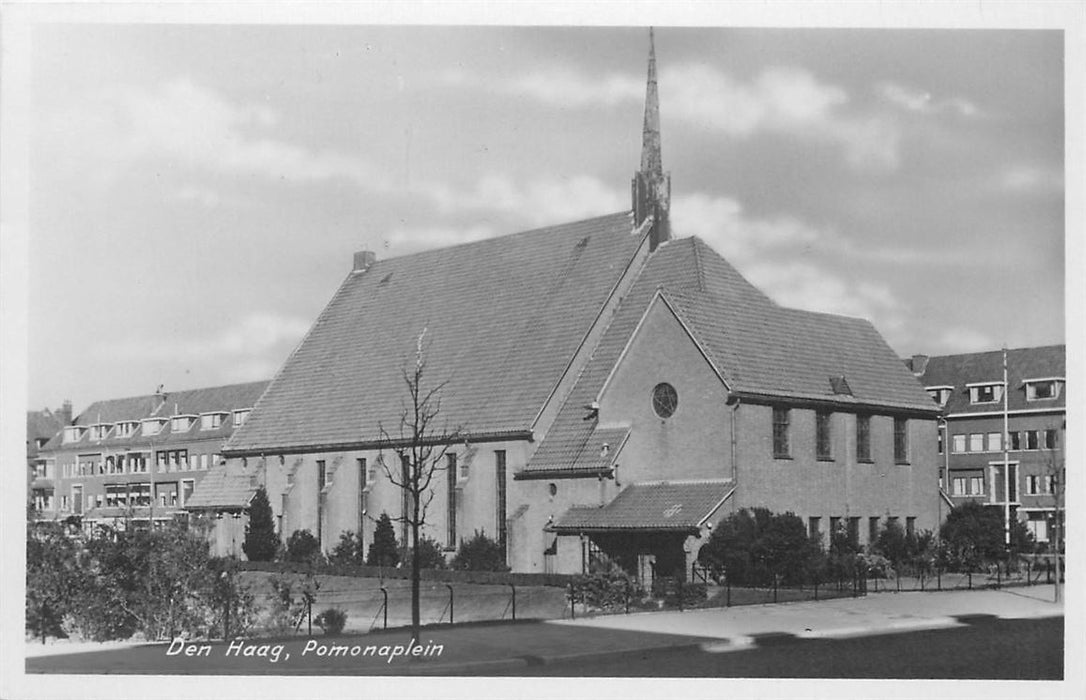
968,571,972,590
1027,560,1032,586
678,577,684,612
625,578,630,615
568,583,576,620
509,583,517,621
446,584,454,625
380,586,388,630
773,575,778,604
726,577,731,607
814,577,819,601
937,568,941,591
920,569,925,592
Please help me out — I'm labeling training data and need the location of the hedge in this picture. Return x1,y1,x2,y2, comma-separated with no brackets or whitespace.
238,560,576,588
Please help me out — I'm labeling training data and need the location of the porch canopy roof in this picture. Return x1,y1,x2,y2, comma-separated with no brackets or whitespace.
550,479,734,535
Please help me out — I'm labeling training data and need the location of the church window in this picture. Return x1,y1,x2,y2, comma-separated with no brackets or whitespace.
652,383,678,419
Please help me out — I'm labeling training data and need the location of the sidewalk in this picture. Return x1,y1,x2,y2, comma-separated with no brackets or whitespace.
26,585,1062,675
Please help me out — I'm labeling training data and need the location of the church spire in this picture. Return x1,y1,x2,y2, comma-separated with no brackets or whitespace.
632,27,670,251
640,27,662,175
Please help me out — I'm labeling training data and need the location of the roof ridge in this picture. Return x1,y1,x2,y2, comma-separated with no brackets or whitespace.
370,210,633,266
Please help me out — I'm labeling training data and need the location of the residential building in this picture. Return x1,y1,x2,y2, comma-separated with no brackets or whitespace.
34,381,268,534
207,35,941,577
27,403,69,513
908,346,1066,546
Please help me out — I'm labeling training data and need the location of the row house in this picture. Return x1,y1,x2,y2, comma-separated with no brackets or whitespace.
908,346,1066,546
33,381,267,533
197,35,941,577
26,403,69,512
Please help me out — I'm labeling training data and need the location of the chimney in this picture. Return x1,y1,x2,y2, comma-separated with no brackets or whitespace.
632,27,671,251
910,354,929,376
353,250,377,272
57,400,73,426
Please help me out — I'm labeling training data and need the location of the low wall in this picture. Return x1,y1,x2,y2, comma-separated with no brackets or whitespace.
238,560,576,588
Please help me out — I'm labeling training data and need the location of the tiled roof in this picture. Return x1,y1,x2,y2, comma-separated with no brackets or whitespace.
225,212,646,454
40,381,269,452
551,479,734,533
916,345,1066,415
522,237,936,476
184,464,256,510
27,410,63,442
527,426,630,474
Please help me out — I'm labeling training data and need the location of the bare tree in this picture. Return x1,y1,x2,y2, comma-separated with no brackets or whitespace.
377,329,461,636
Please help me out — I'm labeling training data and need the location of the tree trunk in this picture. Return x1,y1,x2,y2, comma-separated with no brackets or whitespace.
411,496,421,637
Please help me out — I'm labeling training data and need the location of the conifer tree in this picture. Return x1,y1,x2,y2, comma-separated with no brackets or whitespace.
366,512,399,567
242,487,279,561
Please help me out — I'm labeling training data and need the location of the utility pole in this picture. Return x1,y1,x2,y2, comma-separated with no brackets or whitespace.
1002,346,1011,550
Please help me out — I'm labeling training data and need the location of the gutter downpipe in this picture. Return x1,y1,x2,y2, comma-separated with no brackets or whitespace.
729,396,740,486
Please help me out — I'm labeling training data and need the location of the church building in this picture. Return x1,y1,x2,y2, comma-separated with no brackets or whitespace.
209,35,941,578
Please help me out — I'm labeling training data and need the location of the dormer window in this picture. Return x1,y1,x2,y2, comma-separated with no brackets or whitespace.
88,424,111,441
1024,378,1063,401
233,409,251,427
967,382,1003,405
170,415,196,433
200,412,227,430
62,426,86,444
926,386,953,406
114,421,137,439
141,418,166,436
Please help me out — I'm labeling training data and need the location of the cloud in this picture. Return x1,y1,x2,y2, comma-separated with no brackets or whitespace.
381,223,497,256
420,173,628,227
998,164,1064,194
96,311,309,365
449,64,901,170
46,77,390,192
877,82,980,118
935,328,996,354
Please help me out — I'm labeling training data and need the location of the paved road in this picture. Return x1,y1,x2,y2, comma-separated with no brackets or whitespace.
485,616,1063,679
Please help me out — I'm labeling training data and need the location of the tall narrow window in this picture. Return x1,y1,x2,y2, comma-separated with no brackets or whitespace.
400,455,410,543
847,517,860,548
495,450,508,550
856,415,872,462
816,411,833,460
316,460,326,548
772,407,791,458
868,517,880,546
357,458,367,552
1044,429,1059,450
446,453,457,549
893,418,908,463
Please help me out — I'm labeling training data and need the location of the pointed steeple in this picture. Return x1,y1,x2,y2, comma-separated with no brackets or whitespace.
632,27,670,251
640,27,662,175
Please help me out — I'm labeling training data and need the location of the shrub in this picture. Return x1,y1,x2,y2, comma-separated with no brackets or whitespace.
243,487,279,562
698,508,824,586
366,513,400,568
26,522,84,642
314,608,347,635
450,530,509,572
284,529,322,565
573,570,643,611
399,535,447,570
329,530,365,566
940,501,1034,570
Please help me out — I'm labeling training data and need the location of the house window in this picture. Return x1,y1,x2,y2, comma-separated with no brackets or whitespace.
1010,432,1021,451
1025,379,1062,401
200,413,224,430
868,517,880,546
495,450,507,549
1044,475,1054,494
856,415,872,462
129,483,151,508
952,434,966,453
652,383,678,419
233,409,251,427
446,453,458,549
816,411,833,460
968,383,1003,404
988,432,1002,452
847,517,860,548
893,418,908,463
180,479,195,507
89,425,109,441
969,475,984,495
1025,475,1040,495
772,407,791,458
952,477,966,496
114,422,136,438
63,426,85,443
926,387,952,406
1024,430,1039,450
967,434,982,453
937,431,944,455
171,416,194,433
1044,429,1059,450
808,517,822,543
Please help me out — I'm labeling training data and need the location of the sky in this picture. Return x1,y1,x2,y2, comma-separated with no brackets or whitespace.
22,21,1067,415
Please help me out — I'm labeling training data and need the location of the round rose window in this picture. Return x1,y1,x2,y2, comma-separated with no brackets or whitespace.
652,382,678,418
